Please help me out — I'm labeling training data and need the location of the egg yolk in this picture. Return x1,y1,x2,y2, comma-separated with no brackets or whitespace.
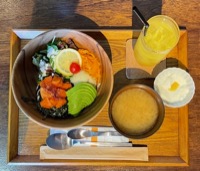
169,81,179,91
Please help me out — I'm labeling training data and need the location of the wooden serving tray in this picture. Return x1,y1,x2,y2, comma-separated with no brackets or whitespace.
8,29,188,166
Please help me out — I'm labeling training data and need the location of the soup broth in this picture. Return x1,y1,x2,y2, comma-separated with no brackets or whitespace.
112,88,159,135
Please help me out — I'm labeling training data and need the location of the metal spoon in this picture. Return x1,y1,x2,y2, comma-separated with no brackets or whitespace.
67,128,122,139
46,133,132,150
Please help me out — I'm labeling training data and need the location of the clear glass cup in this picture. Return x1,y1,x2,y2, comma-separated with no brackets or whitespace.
134,15,180,66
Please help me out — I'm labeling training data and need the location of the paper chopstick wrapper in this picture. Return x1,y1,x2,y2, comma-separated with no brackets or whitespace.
40,145,149,161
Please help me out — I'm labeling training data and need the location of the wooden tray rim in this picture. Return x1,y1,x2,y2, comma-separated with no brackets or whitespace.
7,29,189,166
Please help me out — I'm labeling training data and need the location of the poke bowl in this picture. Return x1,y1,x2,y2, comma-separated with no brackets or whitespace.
11,29,113,129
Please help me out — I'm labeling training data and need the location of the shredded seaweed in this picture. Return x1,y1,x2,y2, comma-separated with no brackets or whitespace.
37,102,69,119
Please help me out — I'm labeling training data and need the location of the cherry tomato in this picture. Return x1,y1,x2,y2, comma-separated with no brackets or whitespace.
70,62,81,74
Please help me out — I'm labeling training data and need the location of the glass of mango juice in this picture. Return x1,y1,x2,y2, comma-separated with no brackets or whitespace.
134,15,180,66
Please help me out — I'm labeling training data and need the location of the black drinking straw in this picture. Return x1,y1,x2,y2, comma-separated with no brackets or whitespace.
133,6,149,36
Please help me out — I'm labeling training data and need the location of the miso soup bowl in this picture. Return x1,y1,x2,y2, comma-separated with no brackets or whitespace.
109,84,165,139
12,29,113,129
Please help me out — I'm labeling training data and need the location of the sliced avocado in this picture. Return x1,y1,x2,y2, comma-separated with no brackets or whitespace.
67,82,96,98
67,82,97,116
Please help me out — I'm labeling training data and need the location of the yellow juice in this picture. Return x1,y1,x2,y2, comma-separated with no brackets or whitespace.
134,15,180,66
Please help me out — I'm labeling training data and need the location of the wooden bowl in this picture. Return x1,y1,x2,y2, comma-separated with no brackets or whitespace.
12,29,113,129
109,84,165,139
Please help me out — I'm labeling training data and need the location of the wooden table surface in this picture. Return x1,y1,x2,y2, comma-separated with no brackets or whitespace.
0,0,199,170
